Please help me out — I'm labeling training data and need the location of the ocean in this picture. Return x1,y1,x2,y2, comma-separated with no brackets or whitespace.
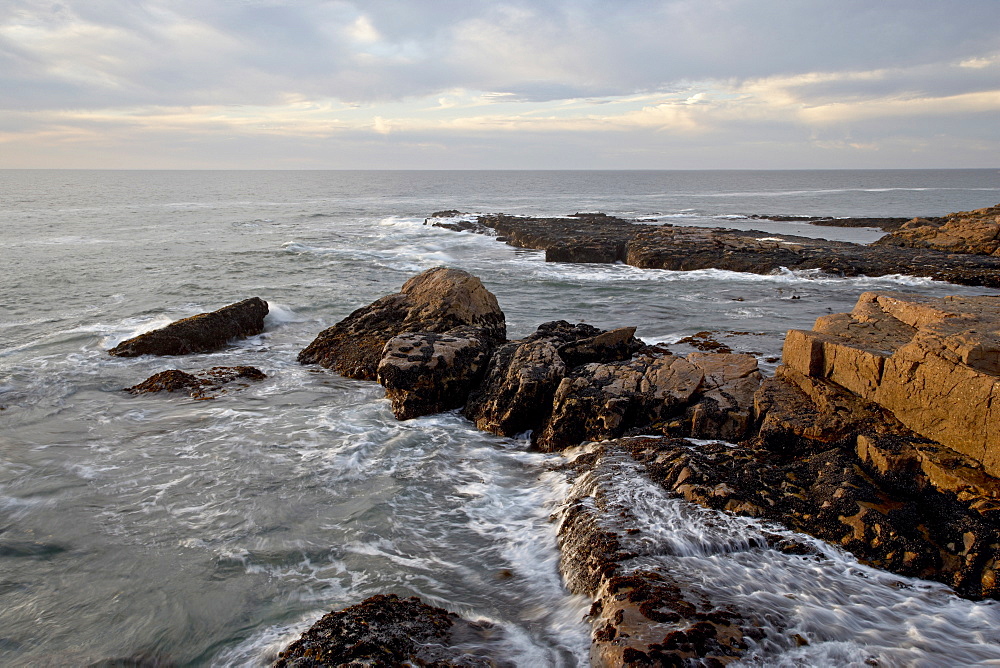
1,169,999,666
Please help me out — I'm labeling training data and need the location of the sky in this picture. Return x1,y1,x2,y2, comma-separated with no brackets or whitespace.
1,0,999,169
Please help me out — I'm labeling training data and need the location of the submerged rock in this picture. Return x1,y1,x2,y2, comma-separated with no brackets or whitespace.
272,593,503,667
109,298,268,357
298,267,506,381
126,366,266,400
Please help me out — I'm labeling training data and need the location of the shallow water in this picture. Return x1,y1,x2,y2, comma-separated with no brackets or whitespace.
1,169,999,665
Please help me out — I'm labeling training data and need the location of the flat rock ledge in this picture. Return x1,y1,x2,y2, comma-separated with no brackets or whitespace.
427,209,1000,288
109,298,268,356
273,594,504,667
126,366,266,400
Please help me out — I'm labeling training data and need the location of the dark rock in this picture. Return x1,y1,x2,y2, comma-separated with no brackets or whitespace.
463,321,617,437
273,593,502,668
126,366,266,400
298,267,505,380
437,212,1000,288
616,435,1000,600
536,350,704,451
377,326,494,420
109,298,268,357
747,214,922,232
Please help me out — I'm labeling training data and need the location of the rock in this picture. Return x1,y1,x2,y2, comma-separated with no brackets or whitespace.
874,204,1000,256
377,326,493,420
435,211,1000,288
610,435,1000,600
298,268,506,380
273,593,502,667
684,352,762,441
463,321,640,438
108,298,268,357
556,442,760,665
536,351,704,451
126,366,266,400
781,291,1000,477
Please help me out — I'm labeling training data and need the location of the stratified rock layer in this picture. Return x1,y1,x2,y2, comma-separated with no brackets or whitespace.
273,594,500,667
875,204,1000,256
782,291,1000,477
298,267,505,382
109,298,268,356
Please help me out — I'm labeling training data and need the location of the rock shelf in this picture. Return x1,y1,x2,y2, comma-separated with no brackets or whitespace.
428,210,1000,288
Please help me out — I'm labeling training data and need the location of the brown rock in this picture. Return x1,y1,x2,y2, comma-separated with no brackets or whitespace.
536,352,703,451
109,298,268,357
684,352,763,440
298,268,505,380
781,291,1000,477
874,204,1000,256
126,366,266,400
377,326,493,420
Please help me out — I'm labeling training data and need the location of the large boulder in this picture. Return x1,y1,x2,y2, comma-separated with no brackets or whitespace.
874,204,1000,256
298,268,505,381
273,594,499,667
108,298,268,357
781,291,1000,476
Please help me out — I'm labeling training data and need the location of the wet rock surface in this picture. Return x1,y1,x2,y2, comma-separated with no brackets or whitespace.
298,267,505,381
273,594,504,668
108,298,268,357
126,366,266,399
431,210,1000,287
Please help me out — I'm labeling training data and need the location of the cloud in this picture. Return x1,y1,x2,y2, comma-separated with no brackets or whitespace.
1,0,999,167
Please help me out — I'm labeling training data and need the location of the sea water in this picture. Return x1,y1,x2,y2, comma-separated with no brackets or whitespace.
1,169,999,666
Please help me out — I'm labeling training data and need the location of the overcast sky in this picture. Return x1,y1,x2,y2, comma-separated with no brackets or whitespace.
2,0,998,169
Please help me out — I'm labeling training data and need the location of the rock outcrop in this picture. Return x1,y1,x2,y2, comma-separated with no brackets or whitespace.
109,298,268,357
431,210,1000,288
126,366,266,399
299,267,506,419
273,594,501,667
782,291,1000,477
875,204,1000,256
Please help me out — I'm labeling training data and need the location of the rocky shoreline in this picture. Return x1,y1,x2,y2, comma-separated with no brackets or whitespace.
428,207,1000,287
108,204,1000,666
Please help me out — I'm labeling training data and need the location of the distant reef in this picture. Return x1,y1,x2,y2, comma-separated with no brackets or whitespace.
426,205,1000,288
